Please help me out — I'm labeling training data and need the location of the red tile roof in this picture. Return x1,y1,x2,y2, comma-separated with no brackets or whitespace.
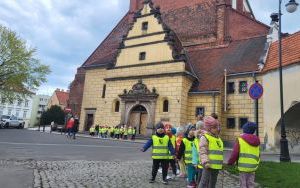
55,90,69,107
263,31,300,73
188,36,266,91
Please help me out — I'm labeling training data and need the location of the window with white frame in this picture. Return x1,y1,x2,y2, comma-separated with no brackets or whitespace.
23,111,27,118
16,110,20,117
25,100,29,107
8,108,12,116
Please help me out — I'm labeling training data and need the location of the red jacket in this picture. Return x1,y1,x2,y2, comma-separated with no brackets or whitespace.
66,118,75,129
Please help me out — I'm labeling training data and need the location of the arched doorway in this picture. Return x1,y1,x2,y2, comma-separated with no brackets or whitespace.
128,105,148,135
275,102,300,152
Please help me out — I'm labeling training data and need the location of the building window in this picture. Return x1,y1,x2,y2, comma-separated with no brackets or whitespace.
239,81,248,93
114,101,120,112
1,98,5,104
8,108,12,116
239,117,248,129
23,111,27,119
227,82,235,94
17,99,22,106
139,52,146,60
16,110,20,117
102,84,106,98
195,107,205,116
227,118,236,129
142,22,148,31
163,100,169,112
25,100,29,107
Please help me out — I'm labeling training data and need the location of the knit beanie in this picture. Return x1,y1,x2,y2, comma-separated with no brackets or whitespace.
242,122,257,134
171,127,177,135
185,124,196,137
156,122,164,130
203,116,220,130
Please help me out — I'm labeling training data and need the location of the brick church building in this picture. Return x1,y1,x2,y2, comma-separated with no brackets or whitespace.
69,0,271,145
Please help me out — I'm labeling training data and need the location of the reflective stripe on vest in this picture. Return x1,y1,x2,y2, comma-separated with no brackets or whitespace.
238,137,260,172
194,138,203,169
168,136,176,159
152,135,170,159
204,134,224,169
183,138,194,164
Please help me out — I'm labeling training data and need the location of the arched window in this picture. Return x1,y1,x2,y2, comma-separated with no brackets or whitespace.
163,100,169,112
115,101,120,112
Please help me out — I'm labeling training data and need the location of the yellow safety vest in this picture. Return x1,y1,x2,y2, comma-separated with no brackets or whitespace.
114,128,120,134
204,134,224,170
89,127,95,133
194,138,203,169
128,128,133,135
238,137,260,172
152,135,170,159
183,138,194,164
168,136,176,159
124,129,128,135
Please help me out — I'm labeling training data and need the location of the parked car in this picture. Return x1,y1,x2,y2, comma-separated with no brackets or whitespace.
51,124,66,132
0,115,24,129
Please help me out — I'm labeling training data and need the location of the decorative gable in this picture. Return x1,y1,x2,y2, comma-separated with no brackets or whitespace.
114,0,186,67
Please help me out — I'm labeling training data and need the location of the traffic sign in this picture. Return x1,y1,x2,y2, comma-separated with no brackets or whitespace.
249,83,263,100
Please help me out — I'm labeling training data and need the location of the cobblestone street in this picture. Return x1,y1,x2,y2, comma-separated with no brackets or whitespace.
1,159,240,188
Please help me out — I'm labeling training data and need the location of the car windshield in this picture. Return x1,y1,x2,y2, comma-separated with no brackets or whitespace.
1,115,10,119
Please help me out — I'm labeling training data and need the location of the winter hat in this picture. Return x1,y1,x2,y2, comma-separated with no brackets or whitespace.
196,121,204,130
171,127,177,135
203,116,220,130
185,124,196,137
242,122,257,134
156,122,164,130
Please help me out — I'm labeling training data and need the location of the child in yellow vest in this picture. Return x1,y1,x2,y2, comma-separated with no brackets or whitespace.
198,116,223,188
141,122,175,185
227,122,260,188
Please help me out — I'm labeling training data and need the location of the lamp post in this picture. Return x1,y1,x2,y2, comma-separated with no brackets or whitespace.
277,0,298,162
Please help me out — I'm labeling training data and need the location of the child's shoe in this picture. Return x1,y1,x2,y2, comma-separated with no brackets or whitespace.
162,180,168,185
149,179,155,183
187,183,195,188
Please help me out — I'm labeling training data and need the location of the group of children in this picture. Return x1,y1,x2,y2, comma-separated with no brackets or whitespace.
89,124,137,140
142,116,260,188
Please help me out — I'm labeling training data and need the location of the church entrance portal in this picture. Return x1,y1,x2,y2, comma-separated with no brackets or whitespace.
129,105,148,135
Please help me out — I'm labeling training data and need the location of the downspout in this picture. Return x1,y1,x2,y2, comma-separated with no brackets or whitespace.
224,69,227,112
212,92,216,113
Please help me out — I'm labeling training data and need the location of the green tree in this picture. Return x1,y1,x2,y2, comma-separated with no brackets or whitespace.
40,105,65,125
0,25,50,100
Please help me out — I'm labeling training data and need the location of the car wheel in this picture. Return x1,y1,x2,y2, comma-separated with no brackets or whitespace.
5,123,9,129
19,124,24,129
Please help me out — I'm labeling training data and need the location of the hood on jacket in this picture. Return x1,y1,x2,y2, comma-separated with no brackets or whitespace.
241,134,260,146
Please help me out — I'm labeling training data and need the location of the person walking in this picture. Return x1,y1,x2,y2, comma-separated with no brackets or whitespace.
114,126,120,139
198,116,223,188
73,116,79,139
131,126,137,141
227,122,260,188
141,122,175,185
66,116,75,139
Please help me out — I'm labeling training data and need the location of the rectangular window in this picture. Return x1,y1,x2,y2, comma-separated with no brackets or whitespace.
227,118,236,129
227,82,235,94
195,107,205,116
8,108,12,116
17,99,22,106
23,111,27,119
25,100,29,107
239,117,248,129
239,81,248,93
16,110,20,117
142,22,148,31
139,52,146,60
102,84,106,98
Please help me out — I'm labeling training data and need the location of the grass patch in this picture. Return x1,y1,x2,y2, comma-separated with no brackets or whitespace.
225,162,300,188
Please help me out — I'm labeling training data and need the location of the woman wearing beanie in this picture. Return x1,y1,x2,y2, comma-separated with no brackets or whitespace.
141,122,175,185
177,124,197,188
198,116,224,188
227,122,260,188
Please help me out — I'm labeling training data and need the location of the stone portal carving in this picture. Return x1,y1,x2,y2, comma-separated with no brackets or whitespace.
119,80,159,136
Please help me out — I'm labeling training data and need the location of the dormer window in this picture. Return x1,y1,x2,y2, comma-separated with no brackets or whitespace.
139,52,146,60
142,22,148,31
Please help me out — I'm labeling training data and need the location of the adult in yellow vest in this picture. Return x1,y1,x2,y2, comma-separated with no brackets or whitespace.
141,122,175,185
114,126,120,139
228,122,260,188
199,116,223,188
177,124,197,188
89,126,95,137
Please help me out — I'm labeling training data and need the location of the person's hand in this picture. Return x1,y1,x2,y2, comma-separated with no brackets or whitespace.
204,163,210,169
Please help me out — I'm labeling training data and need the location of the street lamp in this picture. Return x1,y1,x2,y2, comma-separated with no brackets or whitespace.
277,0,298,162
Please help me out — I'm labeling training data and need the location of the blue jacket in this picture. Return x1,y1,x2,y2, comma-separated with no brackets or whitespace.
192,143,199,165
142,133,175,156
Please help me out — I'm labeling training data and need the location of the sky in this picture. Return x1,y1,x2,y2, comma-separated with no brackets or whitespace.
0,0,299,96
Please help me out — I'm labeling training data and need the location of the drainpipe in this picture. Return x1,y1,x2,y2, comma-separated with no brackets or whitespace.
212,92,216,113
224,69,227,112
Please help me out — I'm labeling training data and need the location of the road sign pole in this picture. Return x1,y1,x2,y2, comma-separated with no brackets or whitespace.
255,98,259,137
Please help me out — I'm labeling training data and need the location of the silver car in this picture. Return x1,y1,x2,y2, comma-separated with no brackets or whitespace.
0,115,24,129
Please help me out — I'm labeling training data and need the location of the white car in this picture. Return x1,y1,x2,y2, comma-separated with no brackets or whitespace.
0,115,24,129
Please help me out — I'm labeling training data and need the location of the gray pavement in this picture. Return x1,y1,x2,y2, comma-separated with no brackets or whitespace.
0,129,242,187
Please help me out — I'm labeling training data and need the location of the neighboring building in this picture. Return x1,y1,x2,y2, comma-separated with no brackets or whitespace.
0,95,34,128
69,0,272,146
48,89,69,110
29,95,50,127
262,31,300,151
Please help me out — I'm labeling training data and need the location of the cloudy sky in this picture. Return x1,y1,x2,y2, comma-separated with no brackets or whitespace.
0,0,299,96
